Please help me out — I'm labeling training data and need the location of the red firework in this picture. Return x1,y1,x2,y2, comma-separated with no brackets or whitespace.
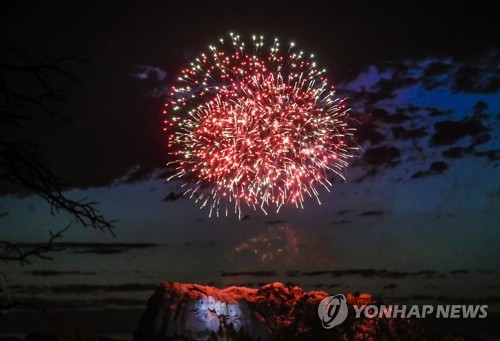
165,33,356,217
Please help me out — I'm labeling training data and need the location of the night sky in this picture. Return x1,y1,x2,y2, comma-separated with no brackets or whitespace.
1,1,499,338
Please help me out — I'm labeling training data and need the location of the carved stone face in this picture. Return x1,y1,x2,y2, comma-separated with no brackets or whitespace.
226,302,240,317
190,296,209,312
208,296,216,311
214,301,227,316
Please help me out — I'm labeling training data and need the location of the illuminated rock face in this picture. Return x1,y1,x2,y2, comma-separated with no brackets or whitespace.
134,282,435,340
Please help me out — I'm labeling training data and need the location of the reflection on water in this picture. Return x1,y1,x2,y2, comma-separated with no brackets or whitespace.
232,224,300,263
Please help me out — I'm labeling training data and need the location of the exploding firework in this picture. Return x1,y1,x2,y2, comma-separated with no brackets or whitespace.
165,33,356,217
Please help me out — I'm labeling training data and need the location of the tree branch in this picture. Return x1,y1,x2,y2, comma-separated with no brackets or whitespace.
0,300,52,320
0,42,89,126
0,223,70,265
0,141,116,234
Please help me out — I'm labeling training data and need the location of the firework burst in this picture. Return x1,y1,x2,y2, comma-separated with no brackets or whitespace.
165,33,356,217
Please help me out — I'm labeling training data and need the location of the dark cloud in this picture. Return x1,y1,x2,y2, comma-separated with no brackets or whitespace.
347,88,396,105
333,269,409,279
359,211,384,216
442,146,473,159
383,283,398,290
0,297,146,310
331,220,352,225
472,133,491,146
301,271,331,277
412,161,449,179
183,241,215,247
362,146,401,167
377,61,411,77
372,108,412,124
405,294,442,301
452,65,500,94
424,284,439,289
476,270,495,274
474,149,500,161
450,270,468,274
300,269,408,279
428,108,452,117
434,213,457,219
8,283,156,294
430,117,489,146
71,248,124,255
294,269,446,279
97,298,148,307
13,243,159,257
409,270,436,278
265,220,286,225
155,169,176,180
0,297,96,310
220,271,277,277
375,77,418,96
163,191,184,202
369,56,499,102
354,167,381,183
24,270,96,277
16,242,157,249
420,54,500,94
353,123,386,145
473,101,489,117
392,126,427,140
111,165,158,186
421,63,452,89
429,161,449,174
424,62,452,77
64,243,159,255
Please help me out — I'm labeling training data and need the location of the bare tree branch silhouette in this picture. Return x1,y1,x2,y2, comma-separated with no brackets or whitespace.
0,39,116,316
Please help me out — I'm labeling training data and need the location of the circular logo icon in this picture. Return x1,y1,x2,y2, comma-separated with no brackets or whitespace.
317,294,348,329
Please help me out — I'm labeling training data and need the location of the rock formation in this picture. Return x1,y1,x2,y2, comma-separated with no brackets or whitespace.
135,282,444,340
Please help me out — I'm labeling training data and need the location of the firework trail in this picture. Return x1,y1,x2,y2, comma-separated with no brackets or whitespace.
165,33,356,218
